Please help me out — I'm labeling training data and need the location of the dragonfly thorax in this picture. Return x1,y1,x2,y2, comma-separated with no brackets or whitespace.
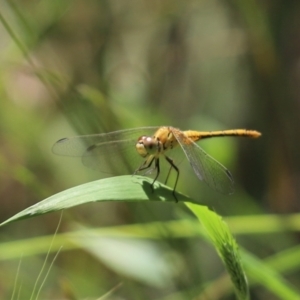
136,136,161,158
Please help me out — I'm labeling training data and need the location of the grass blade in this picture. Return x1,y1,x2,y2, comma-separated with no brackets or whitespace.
1,175,192,226
186,203,249,300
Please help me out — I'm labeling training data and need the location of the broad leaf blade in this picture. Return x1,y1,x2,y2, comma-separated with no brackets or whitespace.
1,175,192,226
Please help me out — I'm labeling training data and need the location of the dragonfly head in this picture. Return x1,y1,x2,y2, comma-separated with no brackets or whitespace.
136,136,160,158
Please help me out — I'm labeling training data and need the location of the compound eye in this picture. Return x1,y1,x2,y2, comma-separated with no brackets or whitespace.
136,136,157,157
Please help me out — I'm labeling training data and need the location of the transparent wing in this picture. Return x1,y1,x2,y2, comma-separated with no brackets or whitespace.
52,127,159,174
171,128,234,194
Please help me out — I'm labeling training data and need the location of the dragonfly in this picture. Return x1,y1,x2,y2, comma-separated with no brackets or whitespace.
52,126,261,201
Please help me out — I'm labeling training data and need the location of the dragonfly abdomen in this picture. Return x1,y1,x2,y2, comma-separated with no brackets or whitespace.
184,129,261,141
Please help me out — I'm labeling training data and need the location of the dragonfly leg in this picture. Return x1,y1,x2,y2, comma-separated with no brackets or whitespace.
165,156,179,203
134,157,158,193
165,165,172,186
134,156,155,174
150,158,160,193
136,157,160,193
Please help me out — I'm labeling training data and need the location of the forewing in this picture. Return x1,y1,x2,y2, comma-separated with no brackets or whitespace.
171,129,234,194
52,127,159,174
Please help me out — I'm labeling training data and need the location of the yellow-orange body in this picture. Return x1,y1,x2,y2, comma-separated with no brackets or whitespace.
53,125,261,201
146,126,261,155
134,126,261,201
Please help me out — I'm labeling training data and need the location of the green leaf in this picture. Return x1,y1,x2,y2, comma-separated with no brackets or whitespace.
186,203,249,300
70,230,175,288
1,175,193,226
242,250,300,300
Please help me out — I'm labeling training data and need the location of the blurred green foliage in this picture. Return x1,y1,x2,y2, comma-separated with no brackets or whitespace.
1,0,300,299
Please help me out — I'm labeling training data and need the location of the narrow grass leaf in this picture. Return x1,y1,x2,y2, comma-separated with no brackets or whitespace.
186,203,248,300
1,175,193,226
242,250,300,299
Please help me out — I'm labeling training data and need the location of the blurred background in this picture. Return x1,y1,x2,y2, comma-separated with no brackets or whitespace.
0,0,300,299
